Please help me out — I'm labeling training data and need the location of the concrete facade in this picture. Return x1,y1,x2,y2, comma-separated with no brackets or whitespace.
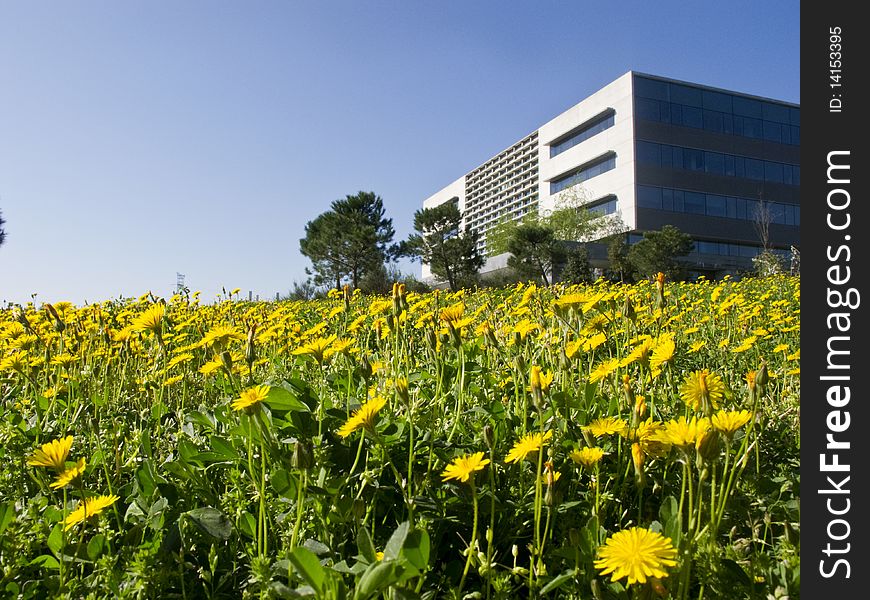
421,71,800,282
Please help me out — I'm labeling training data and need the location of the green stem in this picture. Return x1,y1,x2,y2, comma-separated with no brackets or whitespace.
458,479,479,594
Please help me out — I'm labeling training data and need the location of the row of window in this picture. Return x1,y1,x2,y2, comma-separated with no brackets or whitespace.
636,185,800,226
549,111,615,158
633,76,799,125
636,141,800,185
550,154,616,195
635,97,800,146
692,241,791,259
587,197,618,216
627,232,791,259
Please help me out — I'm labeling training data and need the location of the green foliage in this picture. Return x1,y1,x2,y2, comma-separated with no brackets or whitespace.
751,250,784,277
559,245,594,284
300,191,398,290
506,222,565,286
405,202,484,291
605,235,632,282
626,225,694,281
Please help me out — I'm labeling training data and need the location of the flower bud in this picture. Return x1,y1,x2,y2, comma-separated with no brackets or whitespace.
394,377,409,404
245,324,257,368
291,439,313,470
482,425,495,450
621,296,636,322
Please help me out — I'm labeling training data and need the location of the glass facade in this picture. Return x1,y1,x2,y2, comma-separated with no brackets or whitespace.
549,111,615,158
636,185,799,225
550,154,616,194
634,76,800,146
587,196,617,216
628,233,791,260
636,141,800,185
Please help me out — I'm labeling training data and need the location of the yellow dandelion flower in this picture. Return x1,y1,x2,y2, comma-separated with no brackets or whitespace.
28,436,73,470
441,451,491,483
337,395,387,438
688,340,706,354
199,357,223,375
594,527,677,586
439,302,465,325
202,325,245,348
620,338,655,368
163,374,184,387
167,352,194,369
292,335,337,364
505,430,553,464
131,305,165,334
63,494,120,531
589,358,620,383
1,352,28,373
51,458,87,490
650,335,675,374
711,409,753,438
232,384,271,412
655,416,711,449
570,446,605,468
565,338,584,360
583,416,628,438
679,370,726,413
583,332,607,351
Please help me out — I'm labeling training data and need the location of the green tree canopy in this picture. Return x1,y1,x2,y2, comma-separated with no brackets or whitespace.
299,191,397,290
404,202,484,291
626,225,694,281
506,222,566,286
487,189,627,285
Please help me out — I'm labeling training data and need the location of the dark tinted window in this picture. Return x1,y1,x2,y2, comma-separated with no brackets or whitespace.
670,83,703,107
634,76,669,100
733,96,763,118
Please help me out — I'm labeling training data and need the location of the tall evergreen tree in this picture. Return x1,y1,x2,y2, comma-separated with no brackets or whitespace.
405,202,483,291
300,191,397,290
626,225,694,281
506,222,566,286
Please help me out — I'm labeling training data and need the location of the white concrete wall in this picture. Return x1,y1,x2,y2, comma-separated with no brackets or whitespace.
537,71,637,230
420,177,466,281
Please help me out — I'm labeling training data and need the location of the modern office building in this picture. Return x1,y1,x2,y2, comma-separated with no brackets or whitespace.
420,71,800,282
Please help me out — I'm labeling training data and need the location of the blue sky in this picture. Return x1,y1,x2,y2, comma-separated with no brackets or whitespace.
0,1,800,305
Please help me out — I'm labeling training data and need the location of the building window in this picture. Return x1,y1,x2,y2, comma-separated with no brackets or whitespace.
636,141,800,185
636,184,800,226
549,110,615,157
550,153,616,195
633,75,799,146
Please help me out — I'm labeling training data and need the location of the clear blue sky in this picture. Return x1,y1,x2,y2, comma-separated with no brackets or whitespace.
0,1,800,305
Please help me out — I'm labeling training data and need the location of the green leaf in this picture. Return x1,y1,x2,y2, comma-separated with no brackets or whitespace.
357,526,377,563
29,554,59,569
209,435,240,460
540,569,577,594
354,560,399,600
186,410,217,431
87,534,106,561
401,529,430,573
238,511,257,539
384,521,410,560
47,524,63,556
184,507,233,541
659,495,681,544
266,387,310,413
288,547,325,594
0,502,15,536
272,468,298,499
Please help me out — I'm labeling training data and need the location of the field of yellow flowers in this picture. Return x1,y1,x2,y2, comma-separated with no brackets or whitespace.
0,275,800,599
